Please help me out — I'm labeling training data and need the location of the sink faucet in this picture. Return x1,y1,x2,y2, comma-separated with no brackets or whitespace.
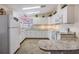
67,28,70,33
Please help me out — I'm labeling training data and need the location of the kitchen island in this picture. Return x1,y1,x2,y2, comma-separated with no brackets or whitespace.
38,39,79,54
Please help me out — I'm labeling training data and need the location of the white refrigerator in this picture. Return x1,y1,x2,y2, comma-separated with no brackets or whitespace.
9,16,20,54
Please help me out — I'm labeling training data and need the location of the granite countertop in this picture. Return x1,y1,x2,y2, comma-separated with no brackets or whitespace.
38,39,79,50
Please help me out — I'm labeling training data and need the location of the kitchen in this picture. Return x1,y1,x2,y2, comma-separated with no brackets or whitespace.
0,4,79,54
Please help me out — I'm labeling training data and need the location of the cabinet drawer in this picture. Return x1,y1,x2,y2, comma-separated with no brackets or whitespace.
61,34,75,38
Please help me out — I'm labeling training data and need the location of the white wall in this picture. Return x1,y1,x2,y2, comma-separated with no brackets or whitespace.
68,5,79,38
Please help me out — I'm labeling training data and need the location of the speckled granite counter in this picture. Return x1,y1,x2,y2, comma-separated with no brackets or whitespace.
38,39,79,50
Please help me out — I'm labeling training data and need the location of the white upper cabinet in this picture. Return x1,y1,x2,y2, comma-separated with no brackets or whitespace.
54,11,63,24
48,16,55,24
33,17,48,24
48,5,74,24
48,11,63,24
62,5,74,24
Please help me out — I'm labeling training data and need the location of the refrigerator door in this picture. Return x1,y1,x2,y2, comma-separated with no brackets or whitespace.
9,15,20,53
9,27,20,54
9,17,19,28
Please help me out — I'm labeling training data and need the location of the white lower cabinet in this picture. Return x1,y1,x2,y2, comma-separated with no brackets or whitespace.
26,30,48,38
9,28,20,54
19,29,49,45
48,31,57,40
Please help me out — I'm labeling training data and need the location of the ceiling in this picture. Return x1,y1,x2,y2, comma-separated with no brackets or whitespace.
5,4,58,15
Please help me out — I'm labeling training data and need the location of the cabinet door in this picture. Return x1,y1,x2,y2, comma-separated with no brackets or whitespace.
48,15,56,24
26,30,48,38
33,17,48,24
48,31,57,40
49,11,63,24
40,18,48,24
54,11,63,24
33,18,39,24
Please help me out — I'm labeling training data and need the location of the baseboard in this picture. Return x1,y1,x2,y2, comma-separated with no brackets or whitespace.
20,37,49,45
14,47,20,54
25,37,49,39
20,38,27,45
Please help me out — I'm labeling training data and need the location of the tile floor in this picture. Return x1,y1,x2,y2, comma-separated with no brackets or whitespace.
16,38,50,54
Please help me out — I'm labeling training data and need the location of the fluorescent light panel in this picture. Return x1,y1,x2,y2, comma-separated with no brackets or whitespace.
23,6,41,10
26,11,40,14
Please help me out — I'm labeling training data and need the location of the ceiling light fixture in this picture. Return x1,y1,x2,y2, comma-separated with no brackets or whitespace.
22,6,41,10
26,11,40,14
22,5,46,10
